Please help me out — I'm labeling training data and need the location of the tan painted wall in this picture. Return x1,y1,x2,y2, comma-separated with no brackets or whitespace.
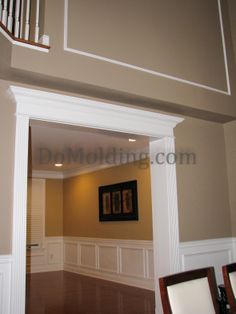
8,0,236,120
63,161,153,240
224,121,236,236
45,179,63,236
175,117,232,241
0,80,16,254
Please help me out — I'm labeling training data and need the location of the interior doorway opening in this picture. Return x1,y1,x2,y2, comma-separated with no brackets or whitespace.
10,86,183,314
26,120,155,313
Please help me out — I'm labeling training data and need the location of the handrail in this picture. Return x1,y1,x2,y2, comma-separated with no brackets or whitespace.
0,0,49,48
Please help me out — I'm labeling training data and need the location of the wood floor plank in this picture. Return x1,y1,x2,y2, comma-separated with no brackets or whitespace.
26,271,155,314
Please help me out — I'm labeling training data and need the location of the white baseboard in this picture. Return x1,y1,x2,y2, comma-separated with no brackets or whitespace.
0,255,12,314
180,237,234,284
63,237,154,290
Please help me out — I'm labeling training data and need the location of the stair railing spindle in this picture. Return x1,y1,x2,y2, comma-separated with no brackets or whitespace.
2,0,8,26
7,0,13,32
14,0,21,37
34,0,39,42
24,0,30,40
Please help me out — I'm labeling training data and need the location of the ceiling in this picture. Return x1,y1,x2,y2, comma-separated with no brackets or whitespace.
30,120,150,175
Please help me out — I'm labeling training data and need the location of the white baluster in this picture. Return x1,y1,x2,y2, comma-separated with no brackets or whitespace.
34,0,40,42
2,0,8,26
7,0,13,32
0,0,3,23
14,0,21,37
24,0,30,40
20,0,24,38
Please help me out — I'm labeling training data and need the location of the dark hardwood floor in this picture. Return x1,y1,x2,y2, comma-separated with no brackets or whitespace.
26,271,155,314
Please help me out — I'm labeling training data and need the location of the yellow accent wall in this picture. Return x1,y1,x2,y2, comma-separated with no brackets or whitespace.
63,161,153,240
45,179,63,236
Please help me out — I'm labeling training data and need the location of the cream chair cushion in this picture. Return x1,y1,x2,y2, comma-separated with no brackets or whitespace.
229,271,236,298
167,277,215,314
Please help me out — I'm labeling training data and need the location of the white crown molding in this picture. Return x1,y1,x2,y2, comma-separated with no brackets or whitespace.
9,86,183,138
64,0,230,96
32,170,64,179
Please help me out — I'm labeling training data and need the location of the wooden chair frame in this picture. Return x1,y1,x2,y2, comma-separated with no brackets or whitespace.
222,263,236,312
159,267,220,314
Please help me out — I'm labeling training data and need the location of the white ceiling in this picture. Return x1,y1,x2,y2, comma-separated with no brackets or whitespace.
30,120,150,174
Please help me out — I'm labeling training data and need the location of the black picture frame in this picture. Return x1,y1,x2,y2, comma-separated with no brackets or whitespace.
99,180,138,221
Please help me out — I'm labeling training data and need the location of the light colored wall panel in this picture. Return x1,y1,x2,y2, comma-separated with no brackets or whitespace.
80,244,96,269
147,249,154,280
120,247,145,278
64,242,77,265
0,256,12,314
98,245,118,273
180,238,234,284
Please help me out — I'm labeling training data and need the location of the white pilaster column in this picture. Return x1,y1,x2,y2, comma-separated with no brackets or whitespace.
149,136,181,314
10,114,29,314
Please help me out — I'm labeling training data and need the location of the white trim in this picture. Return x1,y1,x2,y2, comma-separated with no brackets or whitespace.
10,85,183,314
0,26,49,52
32,170,64,179
64,0,230,95
64,237,154,290
180,237,234,284
0,255,12,314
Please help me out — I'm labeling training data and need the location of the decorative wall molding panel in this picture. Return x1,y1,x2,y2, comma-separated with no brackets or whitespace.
64,0,230,95
179,237,234,284
63,237,154,290
0,255,12,314
27,237,63,273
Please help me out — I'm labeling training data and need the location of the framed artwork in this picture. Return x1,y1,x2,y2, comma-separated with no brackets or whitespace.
99,180,138,221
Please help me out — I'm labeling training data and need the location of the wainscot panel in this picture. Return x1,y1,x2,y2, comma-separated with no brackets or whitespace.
0,255,12,314
27,237,63,273
179,237,234,284
64,237,154,290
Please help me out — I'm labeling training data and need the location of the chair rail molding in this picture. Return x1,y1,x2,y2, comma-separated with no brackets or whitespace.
64,0,230,95
9,85,183,314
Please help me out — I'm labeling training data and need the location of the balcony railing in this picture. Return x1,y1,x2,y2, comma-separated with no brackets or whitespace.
0,0,49,50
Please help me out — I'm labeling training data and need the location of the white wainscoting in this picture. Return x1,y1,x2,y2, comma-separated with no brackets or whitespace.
180,237,234,284
0,255,12,314
64,237,154,290
27,237,63,273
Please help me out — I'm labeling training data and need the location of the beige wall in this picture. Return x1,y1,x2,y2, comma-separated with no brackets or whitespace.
175,117,232,241
224,121,236,236
45,179,63,236
0,81,16,254
63,162,153,240
7,0,236,120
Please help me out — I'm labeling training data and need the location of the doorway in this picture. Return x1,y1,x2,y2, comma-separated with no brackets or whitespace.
10,86,183,314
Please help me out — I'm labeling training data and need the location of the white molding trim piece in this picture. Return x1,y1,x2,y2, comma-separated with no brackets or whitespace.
180,237,235,284
9,86,183,138
64,237,154,290
10,115,29,314
0,27,49,52
0,255,12,314
32,170,64,179
64,0,230,96
10,85,183,314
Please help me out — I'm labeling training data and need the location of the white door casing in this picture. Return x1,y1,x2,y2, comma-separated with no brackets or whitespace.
9,86,184,314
